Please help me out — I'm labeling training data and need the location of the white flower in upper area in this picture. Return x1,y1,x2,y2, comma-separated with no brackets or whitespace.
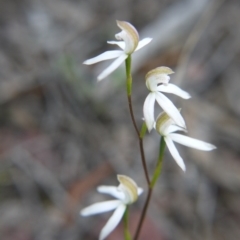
155,111,216,171
80,175,143,240
83,20,152,81
143,67,191,132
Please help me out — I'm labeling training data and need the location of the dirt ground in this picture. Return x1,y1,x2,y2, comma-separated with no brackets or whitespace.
0,0,240,240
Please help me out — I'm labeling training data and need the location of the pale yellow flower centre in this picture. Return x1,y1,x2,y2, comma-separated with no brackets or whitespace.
117,175,138,204
146,66,174,81
116,20,139,54
155,112,172,135
145,67,174,91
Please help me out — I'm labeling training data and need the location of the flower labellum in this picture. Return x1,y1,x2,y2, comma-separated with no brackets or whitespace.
80,175,143,240
143,66,191,132
155,111,216,171
117,174,138,204
83,20,152,81
115,21,139,54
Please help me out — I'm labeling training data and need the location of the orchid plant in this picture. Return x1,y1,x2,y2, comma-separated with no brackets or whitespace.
81,20,216,240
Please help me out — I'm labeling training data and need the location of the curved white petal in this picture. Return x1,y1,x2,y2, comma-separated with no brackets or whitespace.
169,133,216,151
165,136,186,171
97,186,124,200
157,83,191,99
165,125,186,135
107,41,125,50
97,54,128,81
135,38,152,51
83,51,123,65
80,200,121,216
147,75,170,91
155,92,186,129
99,203,126,240
143,93,156,132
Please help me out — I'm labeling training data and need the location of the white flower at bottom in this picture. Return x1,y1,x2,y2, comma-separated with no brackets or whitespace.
155,111,216,171
80,175,143,240
83,20,152,81
143,67,191,132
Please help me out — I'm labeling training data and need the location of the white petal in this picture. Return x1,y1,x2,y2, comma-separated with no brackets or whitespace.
80,200,121,216
165,136,186,171
137,187,144,196
143,93,156,132
135,38,152,51
155,92,186,129
169,133,216,151
99,204,126,240
147,75,170,91
83,50,123,65
107,41,125,50
165,125,186,135
97,186,124,200
97,54,128,81
157,83,191,99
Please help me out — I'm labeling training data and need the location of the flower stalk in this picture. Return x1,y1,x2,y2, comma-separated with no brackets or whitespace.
123,206,132,240
125,55,132,96
140,122,147,139
134,137,166,240
150,137,166,188
124,57,150,185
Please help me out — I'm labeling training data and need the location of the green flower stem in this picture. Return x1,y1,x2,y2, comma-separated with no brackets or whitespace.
150,137,166,188
133,137,166,240
139,122,150,184
124,56,150,185
140,122,147,139
125,55,132,96
123,206,132,240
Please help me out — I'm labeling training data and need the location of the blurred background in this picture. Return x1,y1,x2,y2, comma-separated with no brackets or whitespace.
0,0,240,239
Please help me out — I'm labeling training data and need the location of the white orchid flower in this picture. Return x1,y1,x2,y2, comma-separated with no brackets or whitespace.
155,111,216,171
80,175,143,240
83,20,152,81
143,67,191,132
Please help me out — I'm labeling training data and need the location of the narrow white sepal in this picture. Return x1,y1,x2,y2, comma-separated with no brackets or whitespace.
143,93,156,132
157,83,191,99
99,203,126,240
165,136,186,171
155,92,186,129
80,200,121,216
169,133,216,151
97,186,124,200
165,125,186,135
97,54,128,81
83,50,123,65
135,38,152,51
137,187,144,196
107,41,125,50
